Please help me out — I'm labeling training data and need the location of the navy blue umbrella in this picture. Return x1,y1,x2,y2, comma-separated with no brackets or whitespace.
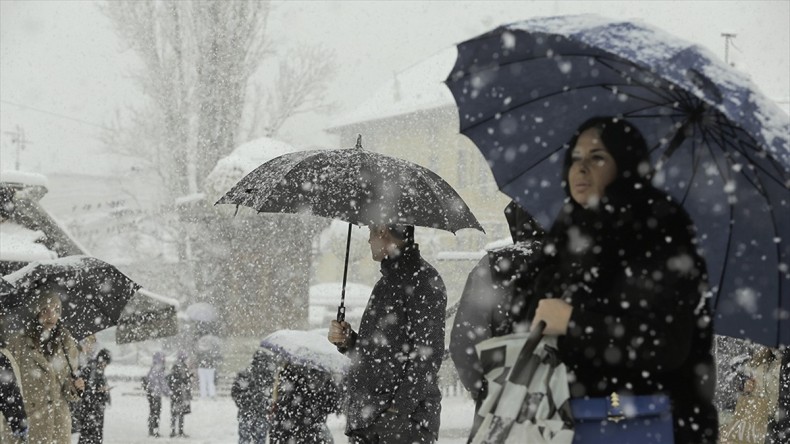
446,15,790,347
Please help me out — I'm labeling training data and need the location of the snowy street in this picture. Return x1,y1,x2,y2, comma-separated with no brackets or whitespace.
80,379,474,444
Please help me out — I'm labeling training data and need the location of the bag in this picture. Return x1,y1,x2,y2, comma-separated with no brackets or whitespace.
570,393,674,444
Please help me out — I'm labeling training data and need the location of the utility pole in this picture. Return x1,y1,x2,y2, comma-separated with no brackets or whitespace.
3,124,32,170
721,33,737,66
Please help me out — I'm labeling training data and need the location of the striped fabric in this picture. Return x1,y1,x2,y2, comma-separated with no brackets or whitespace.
471,331,574,444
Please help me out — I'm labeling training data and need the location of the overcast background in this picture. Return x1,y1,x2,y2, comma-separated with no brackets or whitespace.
1,0,788,176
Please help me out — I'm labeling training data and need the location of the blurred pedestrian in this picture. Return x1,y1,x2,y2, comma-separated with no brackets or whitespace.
78,348,112,444
249,349,276,443
167,351,193,438
269,363,339,443
720,346,782,444
143,351,170,437
329,224,446,443
197,341,221,400
4,288,84,443
450,200,543,430
0,344,28,443
232,368,255,443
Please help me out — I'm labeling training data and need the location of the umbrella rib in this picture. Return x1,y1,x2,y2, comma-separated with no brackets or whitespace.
456,52,690,132
498,146,566,192
694,128,736,307
706,118,789,191
698,123,786,328
461,81,676,133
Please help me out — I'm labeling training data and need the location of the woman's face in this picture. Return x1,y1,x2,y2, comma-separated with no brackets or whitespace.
568,128,618,207
37,295,62,331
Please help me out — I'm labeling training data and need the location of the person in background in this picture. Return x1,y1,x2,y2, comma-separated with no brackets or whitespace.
78,348,112,444
232,367,255,444
167,351,194,438
720,346,782,444
0,343,28,443
329,224,446,443
450,200,543,429
249,349,276,444
5,289,84,443
269,363,339,443
143,352,170,437
197,340,221,400
768,347,789,444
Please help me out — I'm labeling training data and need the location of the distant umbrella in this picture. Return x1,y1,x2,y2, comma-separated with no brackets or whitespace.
260,329,349,374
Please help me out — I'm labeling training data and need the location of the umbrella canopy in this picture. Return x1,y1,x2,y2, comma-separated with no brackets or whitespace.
446,14,790,347
217,139,484,321
115,288,179,344
216,139,484,233
1,255,141,341
260,329,349,374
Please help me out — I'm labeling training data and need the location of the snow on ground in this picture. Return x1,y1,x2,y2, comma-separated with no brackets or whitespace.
79,379,474,443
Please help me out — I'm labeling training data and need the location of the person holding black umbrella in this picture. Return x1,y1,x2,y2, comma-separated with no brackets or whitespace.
513,117,718,443
4,288,85,443
328,224,446,444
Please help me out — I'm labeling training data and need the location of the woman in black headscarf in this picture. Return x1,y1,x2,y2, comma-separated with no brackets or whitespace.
516,116,718,443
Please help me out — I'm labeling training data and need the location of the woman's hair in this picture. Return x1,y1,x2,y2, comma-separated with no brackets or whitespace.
561,117,653,199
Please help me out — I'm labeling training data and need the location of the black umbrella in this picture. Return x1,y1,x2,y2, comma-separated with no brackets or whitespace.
217,137,484,320
1,255,141,340
445,15,790,347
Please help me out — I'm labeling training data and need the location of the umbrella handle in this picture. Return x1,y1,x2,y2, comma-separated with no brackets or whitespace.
337,222,353,323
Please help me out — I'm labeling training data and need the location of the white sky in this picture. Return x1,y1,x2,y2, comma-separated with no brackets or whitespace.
1,0,788,176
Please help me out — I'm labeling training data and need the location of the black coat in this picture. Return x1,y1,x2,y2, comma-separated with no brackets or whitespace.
450,200,543,402
270,364,338,444
0,351,27,437
78,360,110,431
517,186,718,444
343,245,446,438
449,242,540,400
167,360,193,415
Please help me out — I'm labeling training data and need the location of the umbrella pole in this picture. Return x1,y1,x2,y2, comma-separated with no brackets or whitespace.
337,222,353,323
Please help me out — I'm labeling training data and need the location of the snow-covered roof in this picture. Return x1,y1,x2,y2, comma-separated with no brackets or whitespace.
0,221,58,262
205,136,303,200
0,170,49,189
328,47,458,129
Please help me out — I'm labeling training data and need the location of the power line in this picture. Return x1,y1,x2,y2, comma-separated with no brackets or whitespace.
0,99,111,131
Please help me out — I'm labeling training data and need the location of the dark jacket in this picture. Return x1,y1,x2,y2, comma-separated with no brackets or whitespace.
450,201,543,401
343,244,446,438
167,358,193,415
517,186,718,444
0,350,27,439
77,358,110,436
231,369,254,413
270,364,338,444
